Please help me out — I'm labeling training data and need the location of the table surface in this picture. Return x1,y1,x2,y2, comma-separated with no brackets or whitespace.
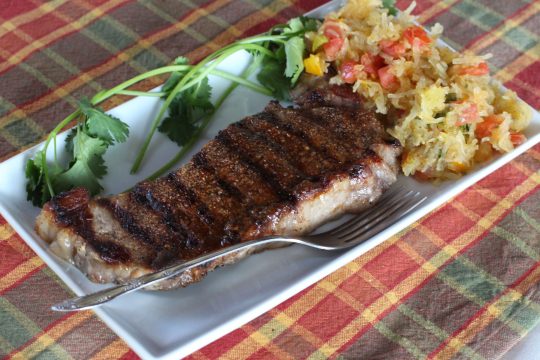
0,0,539,359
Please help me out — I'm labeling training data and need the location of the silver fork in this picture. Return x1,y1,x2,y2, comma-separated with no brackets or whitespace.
52,187,427,311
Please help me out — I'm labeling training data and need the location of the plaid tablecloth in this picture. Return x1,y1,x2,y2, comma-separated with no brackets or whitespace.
1,0,539,359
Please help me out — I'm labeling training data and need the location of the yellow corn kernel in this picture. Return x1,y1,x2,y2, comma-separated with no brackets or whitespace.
304,54,325,76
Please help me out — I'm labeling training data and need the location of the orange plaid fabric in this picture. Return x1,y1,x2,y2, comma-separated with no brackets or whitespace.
1,0,539,359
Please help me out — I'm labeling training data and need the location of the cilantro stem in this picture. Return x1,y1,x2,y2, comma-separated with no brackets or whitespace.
211,69,272,95
130,43,276,174
146,55,264,180
116,90,166,97
41,110,81,197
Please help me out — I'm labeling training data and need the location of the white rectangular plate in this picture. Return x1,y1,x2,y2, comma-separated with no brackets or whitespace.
1,1,539,359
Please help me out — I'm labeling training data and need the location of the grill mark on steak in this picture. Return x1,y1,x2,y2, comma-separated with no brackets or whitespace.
227,122,306,189
49,189,133,264
193,152,245,202
309,107,384,151
307,108,374,149
178,164,243,236
285,108,362,160
96,198,156,248
234,119,311,180
253,111,339,172
167,172,215,226
216,129,294,202
266,103,355,164
201,142,278,206
132,181,207,253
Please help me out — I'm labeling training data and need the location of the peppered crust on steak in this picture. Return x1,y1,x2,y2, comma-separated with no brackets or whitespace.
35,90,402,290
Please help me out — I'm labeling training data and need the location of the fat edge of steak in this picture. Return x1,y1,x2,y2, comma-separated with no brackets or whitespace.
35,91,402,290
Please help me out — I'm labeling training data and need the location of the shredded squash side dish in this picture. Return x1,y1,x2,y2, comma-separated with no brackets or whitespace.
304,0,532,180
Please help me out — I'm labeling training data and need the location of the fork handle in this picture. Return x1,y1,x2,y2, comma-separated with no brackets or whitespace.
51,236,295,311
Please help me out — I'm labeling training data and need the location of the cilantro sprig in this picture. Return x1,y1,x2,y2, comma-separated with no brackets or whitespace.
25,100,129,206
25,16,320,207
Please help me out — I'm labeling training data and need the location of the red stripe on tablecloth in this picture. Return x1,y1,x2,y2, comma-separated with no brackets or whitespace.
0,262,44,296
17,12,69,41
0,0,222,116
0,0,134,77
0,0,38,19
119,350,140,360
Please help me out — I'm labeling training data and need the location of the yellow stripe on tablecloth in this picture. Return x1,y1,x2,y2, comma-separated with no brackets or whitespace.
220,230,413,359
244,323,296,360
70,0,171,67
0,0,237,129
0,224,14,241
467,1,540,53
12,311,92,359
495,44,540,83
0,0,67,38
0,10,102,120
0,256,43,293
395,242,483,358
314,171,539,358
0,0,130,74
89,338,131,360
434,264,540,360
417,0,461,24
529,147,540,161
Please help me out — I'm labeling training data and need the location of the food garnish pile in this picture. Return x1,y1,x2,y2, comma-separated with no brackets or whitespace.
304,0,532,180
26,0,533,206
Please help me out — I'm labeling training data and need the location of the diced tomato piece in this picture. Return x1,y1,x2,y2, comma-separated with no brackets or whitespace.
379,39,406,58
510,132,526,146
458,62,489,76
323,37,344,61
403,25,432,49
323,22,343,40
340,60,359,84
456,103,478,125
475,115,503,139
360,53,385,76
378,65,399,91
321,20,345,61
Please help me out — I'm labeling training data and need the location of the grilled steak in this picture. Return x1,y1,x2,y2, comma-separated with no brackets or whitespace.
35,93,402,290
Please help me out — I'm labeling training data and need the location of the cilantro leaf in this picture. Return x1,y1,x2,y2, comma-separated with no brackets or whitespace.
64,128,76,155
162,57,190,96
257,57,291,101
158,77,214,146
284,37,305,84
25,152,60,206
25,99,131,206
283,17,319,35
79,98,129,145
55,131,108,195
382,0,398,16
257,16,320,94
159,115,197,146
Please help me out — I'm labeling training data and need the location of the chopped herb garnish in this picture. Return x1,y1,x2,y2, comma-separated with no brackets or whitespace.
25,99,129,206
434,109,449,118
445,93,457,102
382,0,398,16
